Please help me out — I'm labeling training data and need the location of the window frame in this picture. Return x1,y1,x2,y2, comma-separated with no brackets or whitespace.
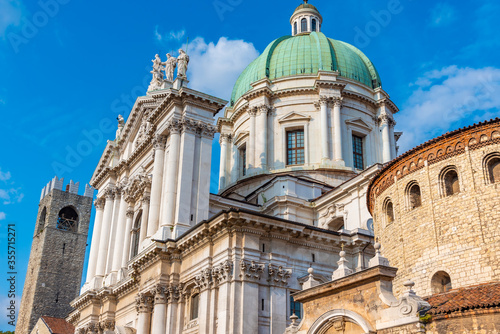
301,18,308,33
190,293,200,320
289,293,303,319
352,134,364,170
130,211,142,259
406,181,422,210
383,197,395,226
439,166,460,197
312,19,317,32
286,129,305,166
483,152,500,184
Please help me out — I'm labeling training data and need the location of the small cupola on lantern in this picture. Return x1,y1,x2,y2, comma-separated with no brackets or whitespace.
290,0,323,36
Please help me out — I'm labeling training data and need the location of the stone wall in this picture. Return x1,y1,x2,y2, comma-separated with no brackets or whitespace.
425,310,500,333
16,188,92,334
368,119,500,297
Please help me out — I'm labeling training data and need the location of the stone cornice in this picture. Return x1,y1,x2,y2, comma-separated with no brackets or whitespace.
367,118,500,214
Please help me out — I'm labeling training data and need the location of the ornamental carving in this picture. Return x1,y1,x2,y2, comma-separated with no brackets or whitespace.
85,322,99,334
195,268,213,290
268,264,292,286
168,120,182,135
103,186,115,200
135,293,154,313
153,134,167,150
126,208,135,218
219,133,232,144
248,108,258,117
240,260,265,281
166,284,180,301
332,97,343,108
212,260,233,284
100,320,115,331
200,124,217,138
94,198,105,210
154,285,167,304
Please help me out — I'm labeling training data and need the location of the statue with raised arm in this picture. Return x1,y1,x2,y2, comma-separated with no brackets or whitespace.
177,49,189,78
164,53,177,82
149,54,165,91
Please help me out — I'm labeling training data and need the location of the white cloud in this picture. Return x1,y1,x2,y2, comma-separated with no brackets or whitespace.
430,3,457,27
0,0,25,37
397,66,500,153
0,187,24,204
154,27,186,43
188,37,259,101
0,212,5,220
0,168,11,181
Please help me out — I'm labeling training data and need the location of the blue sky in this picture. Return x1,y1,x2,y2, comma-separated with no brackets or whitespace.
1,0,499,330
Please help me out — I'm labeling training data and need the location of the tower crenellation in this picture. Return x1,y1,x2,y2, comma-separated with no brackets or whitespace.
17,177,93,334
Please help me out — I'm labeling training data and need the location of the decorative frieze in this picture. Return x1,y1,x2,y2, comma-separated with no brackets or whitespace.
240,260,266,281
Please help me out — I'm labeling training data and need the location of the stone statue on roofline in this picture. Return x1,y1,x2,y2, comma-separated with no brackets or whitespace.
177,49,189,78
116,114,125,142
164,53,177,82
148,54,165,91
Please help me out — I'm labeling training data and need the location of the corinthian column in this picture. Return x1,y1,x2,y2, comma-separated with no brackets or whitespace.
86,198,104,284
162,122,181,231
333,97,344,162
121,205,134,270
139,194,150,244
379,114,392,163
219,134,230,189
147,135,167,237
248,109,257,170
319,96,330,162
256,105,269,170
95,188,114,277
151,286,167,334
136,294,153,334
111,191,128,277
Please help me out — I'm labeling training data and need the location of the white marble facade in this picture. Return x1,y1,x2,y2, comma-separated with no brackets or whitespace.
73,3,401,334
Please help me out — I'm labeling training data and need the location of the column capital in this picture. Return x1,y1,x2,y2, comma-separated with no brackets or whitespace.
267,264,292,287
200,124,217,139
153,285,168,304
332,97,343,108
248,108,258,117
168,120,182,135
136,293,154,313
256,104,270,116
319,95,330,106
103,186,115,200
99,320,115,332
142,193,151,204
94,198,105,210
126,208,135,218
195,268,213,291
153,134,167,150
212,260,233,285
219,133,232,144
378,113,393,126
166,284,181,302
239,260,265,281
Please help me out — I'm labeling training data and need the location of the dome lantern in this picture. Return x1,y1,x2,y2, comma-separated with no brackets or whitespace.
290,0,323,36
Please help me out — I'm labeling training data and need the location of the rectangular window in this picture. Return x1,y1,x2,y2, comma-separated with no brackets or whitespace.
290,295,302,318
191,294,199,320
352,135,364,170
240,146,247,176
287,130,305,166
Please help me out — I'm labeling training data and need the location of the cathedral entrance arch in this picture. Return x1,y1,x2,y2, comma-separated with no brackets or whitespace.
307,309,374,334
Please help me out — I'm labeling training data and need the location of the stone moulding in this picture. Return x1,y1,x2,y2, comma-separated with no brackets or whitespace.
367,118,500,214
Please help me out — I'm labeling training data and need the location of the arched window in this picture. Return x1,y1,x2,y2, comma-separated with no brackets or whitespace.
190,293,200,320
312,19,317,32
294,22,298,35
441,167,460,196
383,198,394,224
56,207,78,232
301,18,307,33
38,207,47,233
485,154,500,183
407,182,421,210
431,271,452,294
130,211,142,259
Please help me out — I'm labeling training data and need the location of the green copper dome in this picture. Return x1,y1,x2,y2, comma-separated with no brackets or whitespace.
230,32,382,105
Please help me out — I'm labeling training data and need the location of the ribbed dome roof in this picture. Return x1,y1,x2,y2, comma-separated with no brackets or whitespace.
230,32,382,105
294,2,319,13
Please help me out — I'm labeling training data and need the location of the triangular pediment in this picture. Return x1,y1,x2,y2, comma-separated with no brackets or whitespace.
278,111,311,124
345,117,373,131
233,131,249,145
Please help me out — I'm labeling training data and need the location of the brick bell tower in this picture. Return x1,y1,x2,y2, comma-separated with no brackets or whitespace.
16,177,93,334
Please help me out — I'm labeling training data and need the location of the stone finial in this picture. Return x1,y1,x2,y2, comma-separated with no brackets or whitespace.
403,280,416,296
368,241,390,268
332,246,353,280
285,313,300,333
303,267,319,290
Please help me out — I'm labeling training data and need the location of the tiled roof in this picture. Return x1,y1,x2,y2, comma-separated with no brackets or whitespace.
41,316,75,334
425,282,500,315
